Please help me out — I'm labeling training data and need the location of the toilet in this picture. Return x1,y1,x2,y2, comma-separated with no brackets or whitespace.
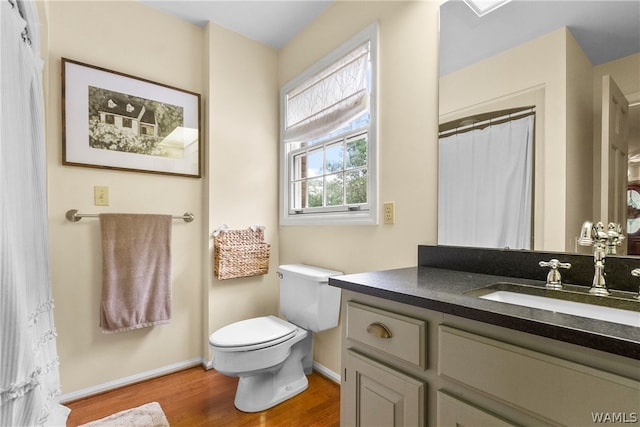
209,264,343,412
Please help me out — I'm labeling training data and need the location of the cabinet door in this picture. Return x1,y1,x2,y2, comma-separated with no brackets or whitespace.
343,350,425,427
437,391,516,427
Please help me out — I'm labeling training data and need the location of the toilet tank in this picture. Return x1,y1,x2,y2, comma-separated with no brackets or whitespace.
278,264,343,332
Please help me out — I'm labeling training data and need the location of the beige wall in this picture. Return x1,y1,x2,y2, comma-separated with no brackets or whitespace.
43,0,279,396
278,1,440,374
204,22,280,344
565,29,595,252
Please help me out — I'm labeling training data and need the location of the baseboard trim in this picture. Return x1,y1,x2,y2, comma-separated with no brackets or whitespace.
59,358,204,403
60,357,339,403
313,361,340,384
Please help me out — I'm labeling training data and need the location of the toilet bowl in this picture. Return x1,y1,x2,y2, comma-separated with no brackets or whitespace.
210,316,312,412
209,264,342,412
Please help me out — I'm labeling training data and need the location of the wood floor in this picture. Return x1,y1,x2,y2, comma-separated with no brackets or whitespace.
64,366,340,427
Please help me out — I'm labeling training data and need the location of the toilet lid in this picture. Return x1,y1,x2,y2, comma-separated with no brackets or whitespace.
209,315,297,348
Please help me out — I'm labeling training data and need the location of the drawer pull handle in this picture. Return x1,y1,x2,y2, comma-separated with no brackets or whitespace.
367,322,392,339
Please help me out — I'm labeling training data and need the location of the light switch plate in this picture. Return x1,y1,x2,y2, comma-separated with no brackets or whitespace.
94,186,109,206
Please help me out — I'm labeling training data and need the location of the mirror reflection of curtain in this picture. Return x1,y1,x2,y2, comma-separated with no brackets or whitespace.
438,115,534,250
1,1,69,425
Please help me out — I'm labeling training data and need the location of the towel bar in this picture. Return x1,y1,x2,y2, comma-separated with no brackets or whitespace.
65,209,195,223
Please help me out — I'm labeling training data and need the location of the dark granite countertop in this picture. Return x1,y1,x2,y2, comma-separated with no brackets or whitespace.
329,266,640,360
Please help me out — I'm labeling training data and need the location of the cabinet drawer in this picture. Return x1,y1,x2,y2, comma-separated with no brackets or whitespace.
347,301,426,369
439,325,640,426
437,390,516,427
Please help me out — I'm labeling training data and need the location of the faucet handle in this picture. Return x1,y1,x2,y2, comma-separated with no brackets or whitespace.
578,221,594,246
539,259,572,270
605,223,625,255
539,259,571,290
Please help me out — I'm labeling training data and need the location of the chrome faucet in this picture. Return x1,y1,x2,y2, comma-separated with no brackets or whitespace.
578,221,625,296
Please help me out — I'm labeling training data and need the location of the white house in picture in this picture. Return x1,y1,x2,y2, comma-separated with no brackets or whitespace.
98,97,158,137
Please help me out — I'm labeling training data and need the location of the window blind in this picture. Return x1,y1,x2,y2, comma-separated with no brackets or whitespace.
284,42,370,142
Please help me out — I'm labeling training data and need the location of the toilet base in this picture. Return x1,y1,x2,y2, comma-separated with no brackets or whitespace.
234,332,312,412
235,371,308,413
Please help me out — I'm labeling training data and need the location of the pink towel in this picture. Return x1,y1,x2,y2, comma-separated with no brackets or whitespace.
99,213,172,333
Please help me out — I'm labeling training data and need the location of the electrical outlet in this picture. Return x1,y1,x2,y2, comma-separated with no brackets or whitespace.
94,186,109,206
383,202,395,224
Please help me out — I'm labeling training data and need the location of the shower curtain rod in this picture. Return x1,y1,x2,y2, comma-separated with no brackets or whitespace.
439,107,535,138
65,209,195,223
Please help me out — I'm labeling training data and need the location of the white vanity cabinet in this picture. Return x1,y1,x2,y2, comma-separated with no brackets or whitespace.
340,290,640,427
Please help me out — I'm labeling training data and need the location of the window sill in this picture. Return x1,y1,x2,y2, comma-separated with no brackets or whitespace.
280,210,378,226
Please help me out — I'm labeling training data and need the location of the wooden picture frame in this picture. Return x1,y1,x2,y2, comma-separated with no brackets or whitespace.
62,58,202,178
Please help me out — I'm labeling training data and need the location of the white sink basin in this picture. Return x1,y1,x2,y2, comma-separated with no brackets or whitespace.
480,290,640,327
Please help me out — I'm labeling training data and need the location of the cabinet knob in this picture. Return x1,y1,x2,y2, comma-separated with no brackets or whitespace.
367,322,392,339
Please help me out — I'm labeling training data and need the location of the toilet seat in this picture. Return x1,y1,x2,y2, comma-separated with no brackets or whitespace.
209,315,297,352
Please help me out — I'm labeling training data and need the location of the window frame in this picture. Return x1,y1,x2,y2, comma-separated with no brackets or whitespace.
288,127,369,214
279,23,379,226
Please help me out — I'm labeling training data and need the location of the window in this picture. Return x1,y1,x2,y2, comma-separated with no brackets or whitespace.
280,23,378,225
290,129,368,211
122,118,132,128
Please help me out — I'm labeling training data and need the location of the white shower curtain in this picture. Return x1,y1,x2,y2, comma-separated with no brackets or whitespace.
1,1,69,425
438,115,533,250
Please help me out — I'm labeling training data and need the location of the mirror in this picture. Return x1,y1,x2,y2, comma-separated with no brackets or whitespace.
439,0,640,254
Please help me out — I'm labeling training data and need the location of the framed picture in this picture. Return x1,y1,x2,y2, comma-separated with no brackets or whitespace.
62,58,202,178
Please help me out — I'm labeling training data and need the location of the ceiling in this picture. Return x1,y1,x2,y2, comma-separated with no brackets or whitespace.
440,0,640,76
138,0,333,49
139,1,639,65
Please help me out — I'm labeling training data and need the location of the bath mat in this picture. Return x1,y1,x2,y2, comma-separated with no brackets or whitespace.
78,401,169,427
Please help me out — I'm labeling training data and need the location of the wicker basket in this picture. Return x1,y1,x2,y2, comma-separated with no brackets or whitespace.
213,227,270,280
